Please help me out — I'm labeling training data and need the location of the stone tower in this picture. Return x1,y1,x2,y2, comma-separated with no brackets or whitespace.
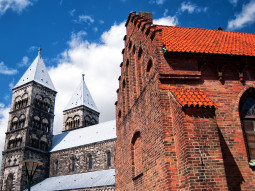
0,49,57,191
62,74,99,132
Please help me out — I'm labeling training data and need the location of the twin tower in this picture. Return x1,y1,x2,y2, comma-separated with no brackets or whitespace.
0,50,99,191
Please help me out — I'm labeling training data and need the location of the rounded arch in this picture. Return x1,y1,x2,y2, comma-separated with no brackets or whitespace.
239,87,255,164
91,118,96,125
5,173,14,191
22,93,28,99
65,117,73,129
73,115,80,128
131,131,142,177
43,97,51,112
42,118,49,132
11,116,18,130
85,115,91,126
14,96,22,110
32,116,41,129
19,114,26,129
40,135,48,151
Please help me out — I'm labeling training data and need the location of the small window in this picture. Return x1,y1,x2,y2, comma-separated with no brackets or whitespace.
88,154,92,169
107,151,111,166
129,41,132,50
118,110,121,118
147,60,153,73
138,48,143,60
132,45,136,55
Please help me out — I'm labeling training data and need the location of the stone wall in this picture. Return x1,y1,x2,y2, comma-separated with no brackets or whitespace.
50,139,116,177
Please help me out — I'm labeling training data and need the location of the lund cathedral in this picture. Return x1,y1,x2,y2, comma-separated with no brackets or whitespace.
1,11,255,191
0,49,116,191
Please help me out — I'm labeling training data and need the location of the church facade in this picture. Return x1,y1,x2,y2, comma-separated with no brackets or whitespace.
0,50,116,191
115,12,255,190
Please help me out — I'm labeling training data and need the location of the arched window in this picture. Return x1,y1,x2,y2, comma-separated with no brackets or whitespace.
14,96,22,110
40,136,48,151
22,93,28,107
91,118,96,125
240,88,255,166
131,131,142,177
11,117,18,130
66,117,72,130
16,135,22,147
8,136,15,149
35,94,43,108
32,116,40,129
88,154,92,169
74,116,80,128
19,114,25,129
85,116,91,127
6,173,13,191
42,119,49,132
43,98,51,112
107,151,111,167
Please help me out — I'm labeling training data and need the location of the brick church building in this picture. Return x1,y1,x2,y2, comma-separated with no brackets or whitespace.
115,12,255,190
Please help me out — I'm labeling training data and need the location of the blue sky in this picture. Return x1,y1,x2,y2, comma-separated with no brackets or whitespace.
0,0,255,139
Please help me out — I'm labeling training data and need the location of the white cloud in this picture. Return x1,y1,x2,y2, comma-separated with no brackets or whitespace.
99,20,104,24
0,61,17,75
163,9,168,17
78,15,94,24
49,22,125,134
180,2,208,14
93,27,98,32
149,0,166,5
0,0,32,15
18,56,29,67
8,79,14,90
227,0,255,30
0,106,9,166
154,16,178,26
27,45,39,53
69,9,75,16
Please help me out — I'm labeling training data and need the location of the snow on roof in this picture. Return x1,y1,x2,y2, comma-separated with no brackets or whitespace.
64,74,98,112
14,52,56,91
29,169,115,191
51,120,116,152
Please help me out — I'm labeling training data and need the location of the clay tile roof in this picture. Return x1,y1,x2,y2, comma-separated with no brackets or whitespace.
171,88,216,108
156,26,255,56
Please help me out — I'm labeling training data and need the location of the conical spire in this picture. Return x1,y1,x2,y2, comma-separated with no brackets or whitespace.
64,74,99,112
14,48,56,91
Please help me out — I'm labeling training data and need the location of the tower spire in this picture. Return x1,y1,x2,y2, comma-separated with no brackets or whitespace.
38,47,42,58
82,74,85,81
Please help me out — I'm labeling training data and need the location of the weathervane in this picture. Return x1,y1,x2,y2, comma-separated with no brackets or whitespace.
38,47,42,58
82,74,85,81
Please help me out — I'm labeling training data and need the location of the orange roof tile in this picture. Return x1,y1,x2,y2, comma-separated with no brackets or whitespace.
156,26,255,56
171,88,216,108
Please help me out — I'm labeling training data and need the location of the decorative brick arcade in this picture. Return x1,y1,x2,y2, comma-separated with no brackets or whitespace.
115,11,255,191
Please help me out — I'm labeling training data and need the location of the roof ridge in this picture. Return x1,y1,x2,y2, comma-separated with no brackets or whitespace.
155,25,255,35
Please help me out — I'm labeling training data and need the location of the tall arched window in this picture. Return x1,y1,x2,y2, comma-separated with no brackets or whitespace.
131,131,143,177
22,93,28,107
240,88,255,166
6,173,13,191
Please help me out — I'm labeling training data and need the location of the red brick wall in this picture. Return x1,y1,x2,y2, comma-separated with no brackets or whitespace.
116,12,255,191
